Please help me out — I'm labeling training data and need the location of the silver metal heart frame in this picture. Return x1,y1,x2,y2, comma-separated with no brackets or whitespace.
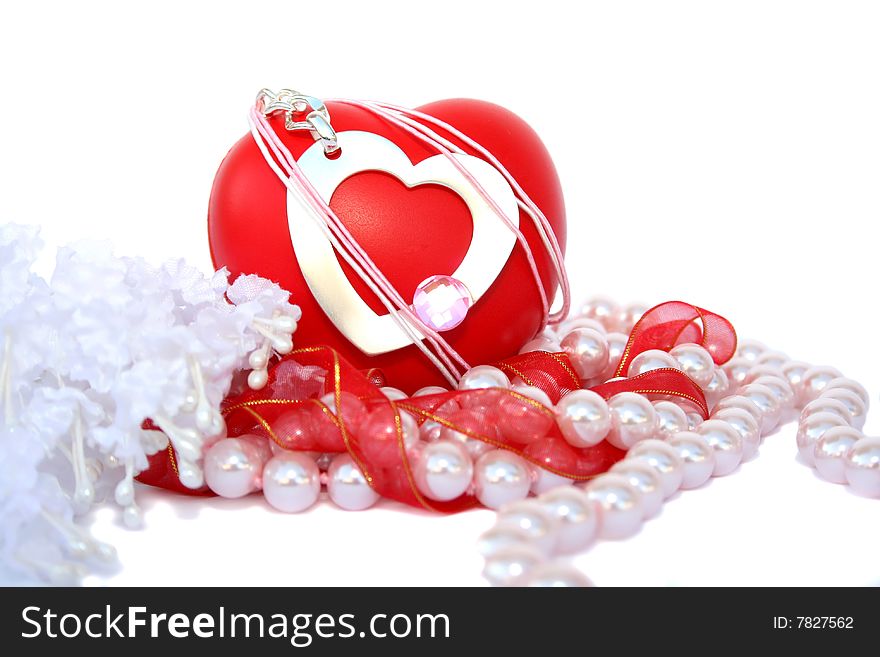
288,130,518,355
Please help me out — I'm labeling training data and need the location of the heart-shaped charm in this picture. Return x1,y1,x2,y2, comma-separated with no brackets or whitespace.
209,98,566,391
291,130,519,355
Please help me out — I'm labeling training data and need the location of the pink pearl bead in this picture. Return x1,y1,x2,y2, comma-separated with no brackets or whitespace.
560,328,610,380
750,375,795,411
819,388,867,430
419,420,444,442
695,420,743,476
261,452,321,513
802,397,852,424
844,437,880,498
538,487,599,553
667,431,715,489
736,339,766,362
670,343,715,387
754,350,789,369
458,366,509,392
781,361,811,407
722,357,752,386
713,395,763,429
712,407,761,461
824,377,870,408
613,303,647,334
745,364,787,383
801,366,843,405
474,450,531,509
482,545,544,586
606,392,658,450
494,500,561,555
413,386,449,397
585,474,644,539
380,386,408,401
412,440,473,501
739,383,782,434
327,453,379,510
519,336,562,354
609,460,664,519
579,296,619,330
626,440,684,496
796,411,849,466
814,426,863,484
703,367,730,411
553,316,606,337
685,411,703,431
627,349,679,377
204,437,265,499
652,401,690,438
555,390,612,448
529,469,575,495
511,383,554,408
599,332,629,381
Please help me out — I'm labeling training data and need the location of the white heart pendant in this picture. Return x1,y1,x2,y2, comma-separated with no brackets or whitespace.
288,130,519,355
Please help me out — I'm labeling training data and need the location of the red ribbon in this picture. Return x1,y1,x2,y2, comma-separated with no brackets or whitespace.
137,300,737,508
590,369,708,417
493,301,736,417
492,350,581,404
614,300,738,377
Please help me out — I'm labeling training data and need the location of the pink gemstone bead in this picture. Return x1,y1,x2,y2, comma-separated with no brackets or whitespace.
412,275,473,331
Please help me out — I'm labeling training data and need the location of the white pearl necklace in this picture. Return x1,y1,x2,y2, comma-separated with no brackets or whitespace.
477,298,877,587
202,295,876,586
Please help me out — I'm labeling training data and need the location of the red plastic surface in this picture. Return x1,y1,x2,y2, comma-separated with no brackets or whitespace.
208,99,566,392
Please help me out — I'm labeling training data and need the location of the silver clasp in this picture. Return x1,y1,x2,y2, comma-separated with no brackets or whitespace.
256,88,340,155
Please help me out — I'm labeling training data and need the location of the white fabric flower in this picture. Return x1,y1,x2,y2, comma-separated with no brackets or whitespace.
0,223,300,584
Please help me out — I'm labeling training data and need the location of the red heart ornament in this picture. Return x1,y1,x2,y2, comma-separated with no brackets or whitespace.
208,98,566,391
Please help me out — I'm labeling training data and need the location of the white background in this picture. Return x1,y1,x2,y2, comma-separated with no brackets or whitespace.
1,1,878,586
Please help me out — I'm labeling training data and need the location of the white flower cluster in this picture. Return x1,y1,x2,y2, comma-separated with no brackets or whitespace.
0,224,300,584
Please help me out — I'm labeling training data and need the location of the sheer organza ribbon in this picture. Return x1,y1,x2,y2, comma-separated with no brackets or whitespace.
614,301,737,377
137,301,736,510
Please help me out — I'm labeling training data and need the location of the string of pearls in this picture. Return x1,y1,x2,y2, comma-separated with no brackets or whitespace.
201,298,649,510
198,296,876,586
477,298,878,586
